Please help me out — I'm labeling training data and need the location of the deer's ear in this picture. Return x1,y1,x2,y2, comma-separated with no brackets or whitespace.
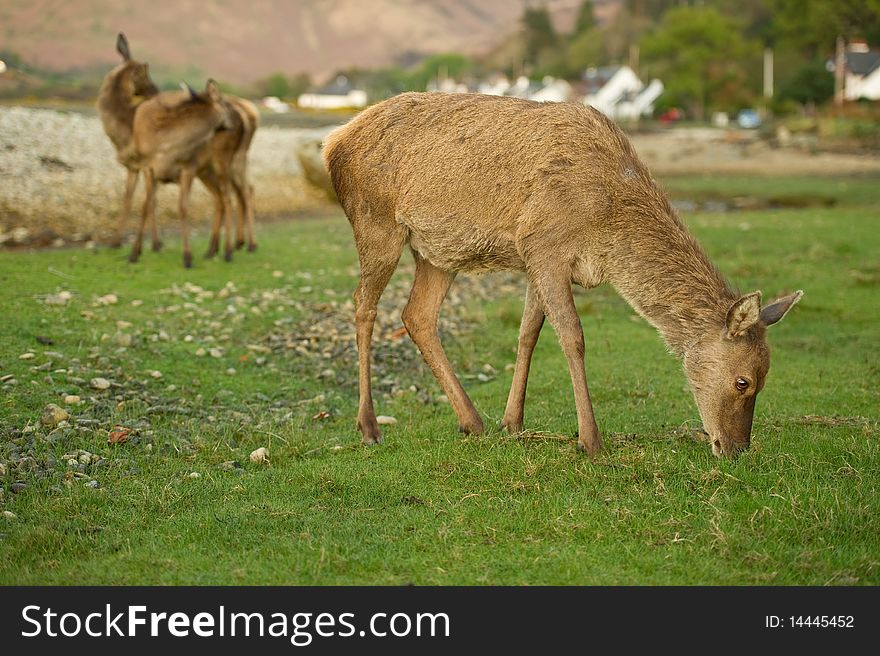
116,33,131,61
726,291,762,338
206,79,221,103
760,290,803,327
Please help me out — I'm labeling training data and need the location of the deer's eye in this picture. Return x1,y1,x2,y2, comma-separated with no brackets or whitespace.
735,377,750,392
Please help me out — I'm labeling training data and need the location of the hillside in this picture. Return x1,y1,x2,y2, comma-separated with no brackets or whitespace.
0,0,621,86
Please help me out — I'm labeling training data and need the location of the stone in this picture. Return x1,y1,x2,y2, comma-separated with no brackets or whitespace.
63,394,81,405
249,447,269,464
90,377,111,390
41,403,70,427
376,415,398,426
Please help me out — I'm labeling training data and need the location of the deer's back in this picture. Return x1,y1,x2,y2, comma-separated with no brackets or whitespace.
133,91,222,181
325,92,650,273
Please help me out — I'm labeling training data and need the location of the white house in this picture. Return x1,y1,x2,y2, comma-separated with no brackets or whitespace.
838,42,880,100
580,66,663,120
529,76,573,103
298,75,368,109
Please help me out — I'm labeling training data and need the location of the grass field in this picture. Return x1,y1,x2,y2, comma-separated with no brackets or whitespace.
0,175,878,585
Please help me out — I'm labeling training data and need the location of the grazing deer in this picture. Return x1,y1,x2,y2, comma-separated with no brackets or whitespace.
129,80,234,267
324,92,803,457
96,33,160,249
99,33,259,260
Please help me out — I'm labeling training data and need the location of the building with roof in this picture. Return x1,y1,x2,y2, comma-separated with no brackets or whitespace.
579,66,664,121
836,41,880,101
298,75,368,109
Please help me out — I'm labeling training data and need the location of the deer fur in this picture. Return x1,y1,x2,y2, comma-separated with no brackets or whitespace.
324,92,803,457
129,80,233,267
99,34,259,262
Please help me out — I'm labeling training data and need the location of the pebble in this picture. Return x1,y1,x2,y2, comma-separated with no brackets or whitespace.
209,348,223,358
84,479,100,488
90,377,111,390
149,370,163,379
2,510,16,521
195,347,207,357
63,394,81,405
44,290,73,306
95,293,118,306
0,462,6,475
41,403,70,427
376,415,398,426
188,472,201,479
19,352,36,360
249,447,269,464
11,482,28,493
226,368,237,376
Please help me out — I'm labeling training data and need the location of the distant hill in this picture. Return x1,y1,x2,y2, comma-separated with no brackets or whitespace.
0,0,621,86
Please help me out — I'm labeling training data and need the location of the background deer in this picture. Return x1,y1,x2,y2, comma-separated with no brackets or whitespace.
96,33,160,249
129,79,233,267
99,33,259,261
324,92,803,457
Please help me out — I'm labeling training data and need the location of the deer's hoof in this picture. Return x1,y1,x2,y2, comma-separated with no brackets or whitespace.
183,252,193,269
151,240,164,252
235,240,245,250
247,243,258,253
224,251,233,262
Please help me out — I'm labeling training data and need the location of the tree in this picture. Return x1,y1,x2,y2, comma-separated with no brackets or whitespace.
640,6,757,120
778,60,834,105
522,5,559,68
771,0,880,57
261,72,290,98
288,73,312,99
572,1,597,37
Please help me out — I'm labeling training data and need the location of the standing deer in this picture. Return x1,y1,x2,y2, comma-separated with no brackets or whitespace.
324,92,803,457
99,33,259,259
96,33,160,249
129,80,234,267
203,95,260,257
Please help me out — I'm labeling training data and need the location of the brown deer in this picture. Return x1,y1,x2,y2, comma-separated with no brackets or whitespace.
99,33,259,259
129,80,234,267
203,95,260,257
324,92,803,457
96,33,160,249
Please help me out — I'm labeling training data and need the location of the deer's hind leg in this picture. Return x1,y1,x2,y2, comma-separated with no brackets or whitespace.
501,281,545,433
403,251,484,436
351,214,407,445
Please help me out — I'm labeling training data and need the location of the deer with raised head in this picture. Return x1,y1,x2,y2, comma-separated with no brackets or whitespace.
99,33,259,260
96,33,160,249
324,92,803,457
129,79,234,267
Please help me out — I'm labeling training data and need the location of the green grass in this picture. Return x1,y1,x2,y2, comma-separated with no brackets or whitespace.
1,175,878,585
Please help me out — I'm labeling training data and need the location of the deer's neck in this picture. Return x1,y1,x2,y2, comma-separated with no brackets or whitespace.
607,198,737,356
97,70,135,150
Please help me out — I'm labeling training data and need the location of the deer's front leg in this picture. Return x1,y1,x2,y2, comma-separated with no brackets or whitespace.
530,269,602,455
501,282,545,433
